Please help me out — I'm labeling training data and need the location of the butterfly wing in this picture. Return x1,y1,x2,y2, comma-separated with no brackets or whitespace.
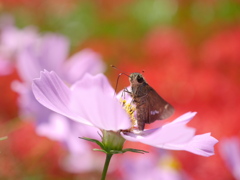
146,86,174,124
134,85,174,130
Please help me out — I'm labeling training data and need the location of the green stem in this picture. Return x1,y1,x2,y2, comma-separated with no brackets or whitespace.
101,153,113,180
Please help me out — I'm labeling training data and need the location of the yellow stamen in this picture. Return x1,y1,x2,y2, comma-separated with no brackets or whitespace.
119,98,137,129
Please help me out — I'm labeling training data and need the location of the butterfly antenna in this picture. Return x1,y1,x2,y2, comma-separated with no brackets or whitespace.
111,65,130,77
114,73,123,95
111,65,130,96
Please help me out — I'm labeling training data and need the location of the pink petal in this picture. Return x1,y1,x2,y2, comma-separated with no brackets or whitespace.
170,112,197,125
63,49,105,83
122,112,218,157
152,133,218,157
70,73,131,131
17,34,69,82
32,70,92,126
61,150,104,173
17,45,43,82
182,133,218,157
40,34,69,70
122,123,195,145
36,113,70,141
1,24,38,57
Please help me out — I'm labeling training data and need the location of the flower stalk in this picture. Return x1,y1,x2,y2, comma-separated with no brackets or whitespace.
101,153,113,180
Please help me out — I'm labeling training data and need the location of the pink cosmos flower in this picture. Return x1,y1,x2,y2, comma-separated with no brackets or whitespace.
11,31,106,172
32,70,218,157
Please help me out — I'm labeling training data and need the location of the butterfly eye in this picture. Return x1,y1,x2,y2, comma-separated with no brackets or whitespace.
137,75,144,83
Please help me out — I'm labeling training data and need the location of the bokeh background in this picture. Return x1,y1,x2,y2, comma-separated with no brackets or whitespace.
0,0,240,179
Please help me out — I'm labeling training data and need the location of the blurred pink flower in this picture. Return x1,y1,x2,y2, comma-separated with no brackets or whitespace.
0,16,38,59
13,33,105,124
0,15,39,75
219,137,240,180
121,150,189,180
16,33,105,84
32,70,218,156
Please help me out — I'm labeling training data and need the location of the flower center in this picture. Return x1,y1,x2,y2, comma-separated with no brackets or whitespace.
119,98,137,130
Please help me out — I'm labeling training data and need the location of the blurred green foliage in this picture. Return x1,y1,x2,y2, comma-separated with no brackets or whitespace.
1,0,239,49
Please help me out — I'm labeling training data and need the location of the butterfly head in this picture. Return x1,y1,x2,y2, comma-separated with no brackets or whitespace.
129,73,146,85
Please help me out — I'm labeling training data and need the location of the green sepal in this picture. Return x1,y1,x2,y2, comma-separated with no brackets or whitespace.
80,137,148,155
93,149,108,153
109,150,125,154
122,148,149,154
79,137,105,149
109,148,148,154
